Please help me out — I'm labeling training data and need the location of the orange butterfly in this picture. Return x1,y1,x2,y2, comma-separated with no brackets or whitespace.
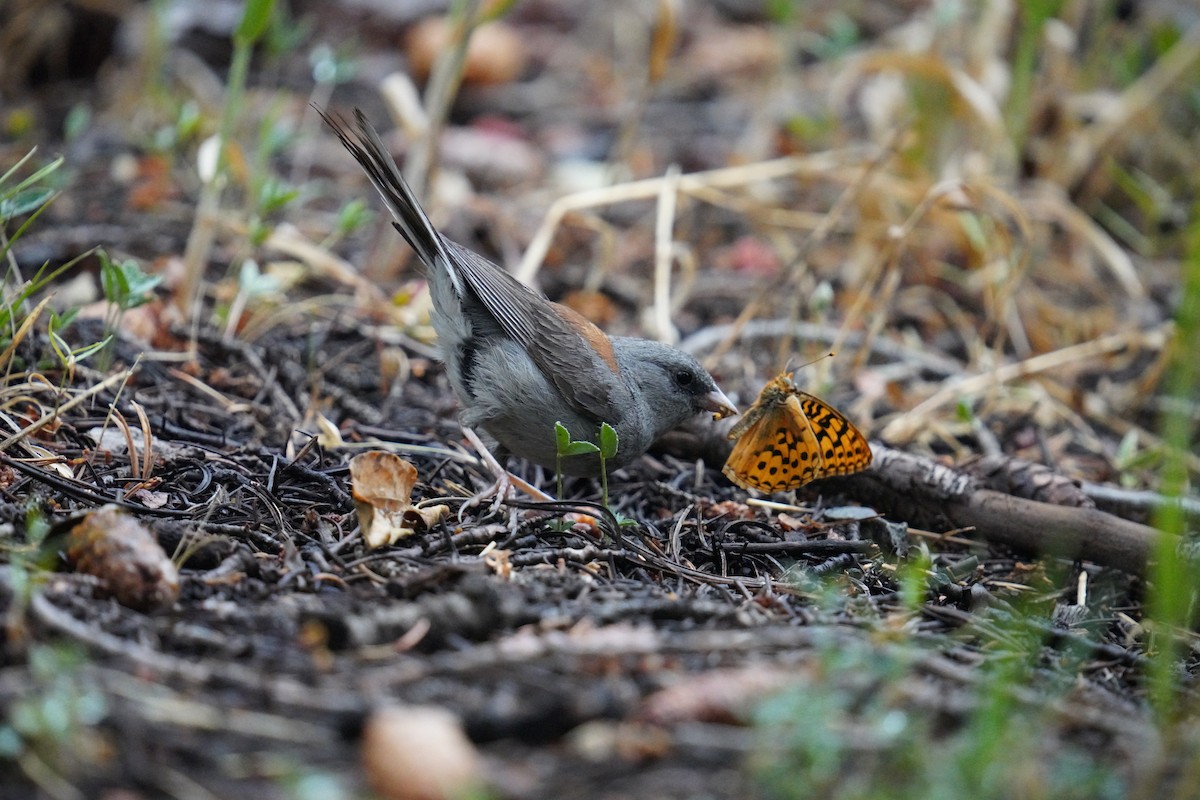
722,372,872,493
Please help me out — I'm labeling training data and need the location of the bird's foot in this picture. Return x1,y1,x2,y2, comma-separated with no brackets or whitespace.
459,428,553,519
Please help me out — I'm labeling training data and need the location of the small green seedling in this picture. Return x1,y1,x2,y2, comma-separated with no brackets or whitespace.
332,198,371,241
98,250,162,369
553,421,628,523
47,310,109,383
597,422,619,511
100,252,162,315
554,421,600,500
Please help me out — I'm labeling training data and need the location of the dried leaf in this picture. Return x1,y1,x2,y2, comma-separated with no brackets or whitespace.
350,451,449,548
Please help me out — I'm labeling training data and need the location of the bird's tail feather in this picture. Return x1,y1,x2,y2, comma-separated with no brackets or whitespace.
316,107,462,296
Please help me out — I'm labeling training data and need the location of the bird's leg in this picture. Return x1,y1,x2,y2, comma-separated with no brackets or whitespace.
460,427,554,518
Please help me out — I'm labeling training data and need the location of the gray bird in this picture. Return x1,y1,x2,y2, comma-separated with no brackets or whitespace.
323,110,736,475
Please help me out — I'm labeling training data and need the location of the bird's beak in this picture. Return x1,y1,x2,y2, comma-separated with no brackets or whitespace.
702,388,738,421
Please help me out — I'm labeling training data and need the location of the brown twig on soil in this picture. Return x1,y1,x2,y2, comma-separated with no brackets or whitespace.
824,444,1164,576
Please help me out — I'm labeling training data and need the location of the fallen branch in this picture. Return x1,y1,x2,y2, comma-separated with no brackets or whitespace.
825,445,1164,575
657,426,1166,575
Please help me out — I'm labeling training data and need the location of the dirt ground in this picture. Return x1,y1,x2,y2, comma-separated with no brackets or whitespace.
1,1,1199,798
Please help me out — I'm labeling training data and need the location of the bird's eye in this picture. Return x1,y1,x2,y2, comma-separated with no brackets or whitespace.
674,370,694,387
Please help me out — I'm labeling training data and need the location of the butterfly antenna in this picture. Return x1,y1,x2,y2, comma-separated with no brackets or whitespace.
784,351,836,375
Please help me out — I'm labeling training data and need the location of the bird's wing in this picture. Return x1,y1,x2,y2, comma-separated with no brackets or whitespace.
446,242,627,425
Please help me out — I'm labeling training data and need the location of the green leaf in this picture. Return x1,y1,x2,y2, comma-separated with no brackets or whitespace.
1,153,64,199
235,0,276,43
0,188,55,222
110,260,160,309
957,210,988,252
336,199,371,236
51,307,79,329
70,337,112,363
765,0,795,25
176,101,202,142
598,422,619,459
0,253,86,331
100,252,129,306
47,320,71,367
101,255,162,310
555,422,570,454
258,115,295,158
562,441,600,457
257,176,298,215
121,262,162,303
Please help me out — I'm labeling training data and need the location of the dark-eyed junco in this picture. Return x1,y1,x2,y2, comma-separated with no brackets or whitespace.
323,110,736,475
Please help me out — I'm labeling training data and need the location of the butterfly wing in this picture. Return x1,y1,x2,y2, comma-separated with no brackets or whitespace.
722,407,775,492
723,392,823,492
797,392,873,478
